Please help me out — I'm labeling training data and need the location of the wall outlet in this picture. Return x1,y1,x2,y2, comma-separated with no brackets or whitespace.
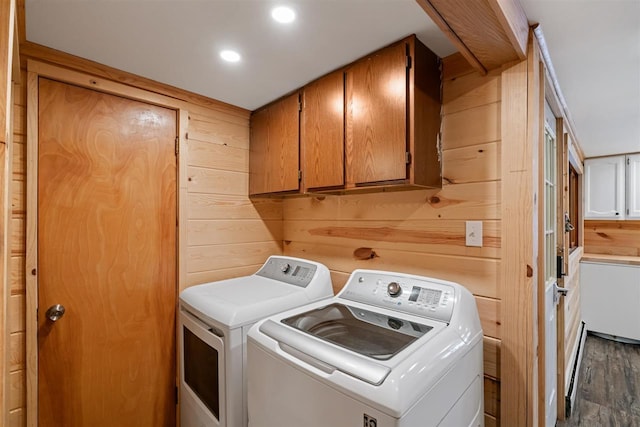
466,221,483,247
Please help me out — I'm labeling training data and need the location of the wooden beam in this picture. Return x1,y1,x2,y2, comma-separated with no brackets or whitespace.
487,0,529,59
415,0,529,73
500,36,537,426
414,0,487,75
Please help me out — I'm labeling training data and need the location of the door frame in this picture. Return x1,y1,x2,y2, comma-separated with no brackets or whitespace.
25,60,188,427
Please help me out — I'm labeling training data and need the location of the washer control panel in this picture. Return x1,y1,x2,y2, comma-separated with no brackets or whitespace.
255,256,318,288
340,271,455,323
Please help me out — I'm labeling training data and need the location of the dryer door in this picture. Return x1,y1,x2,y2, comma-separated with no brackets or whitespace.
180,309,226,427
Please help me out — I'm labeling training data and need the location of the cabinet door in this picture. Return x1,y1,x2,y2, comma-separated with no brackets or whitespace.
302,71,344,190
249,93,300,195
627,154,640,218
581,262,640,341
346,42,407,185
584,156,625,219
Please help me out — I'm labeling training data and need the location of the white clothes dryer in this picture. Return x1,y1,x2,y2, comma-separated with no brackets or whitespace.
179,256,333,427
247,269,484,427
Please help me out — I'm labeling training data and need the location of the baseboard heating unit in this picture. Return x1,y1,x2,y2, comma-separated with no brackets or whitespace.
565,321,587,417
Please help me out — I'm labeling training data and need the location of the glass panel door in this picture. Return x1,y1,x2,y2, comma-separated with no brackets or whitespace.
544,122,558,427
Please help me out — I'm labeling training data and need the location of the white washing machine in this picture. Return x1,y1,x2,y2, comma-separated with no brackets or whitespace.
179,256,333,427
247,269,484,427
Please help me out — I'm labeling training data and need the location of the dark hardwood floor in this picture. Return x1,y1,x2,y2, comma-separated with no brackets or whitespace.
558,334,640,427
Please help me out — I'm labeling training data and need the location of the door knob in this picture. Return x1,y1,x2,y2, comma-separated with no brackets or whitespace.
45,304,65,322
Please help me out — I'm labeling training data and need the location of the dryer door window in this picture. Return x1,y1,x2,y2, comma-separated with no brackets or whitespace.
184,327,220,419
180,309,226,426
282,303,433,360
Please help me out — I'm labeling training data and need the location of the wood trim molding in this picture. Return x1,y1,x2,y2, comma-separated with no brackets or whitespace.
16,0,25,45
532,25,586,164
25,60,188,427
12,10,20,84
535,55,546,425
25,68,37,427
20,41,249,118
178,109,189,293
556,116,569,422
1,0,16,143
568,135,584,174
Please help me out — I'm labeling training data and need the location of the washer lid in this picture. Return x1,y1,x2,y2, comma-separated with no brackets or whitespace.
282,303,433,361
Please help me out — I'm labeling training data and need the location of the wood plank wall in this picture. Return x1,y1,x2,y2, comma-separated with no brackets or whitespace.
183,108,283,288
8,51,282,426
562,247,583,390
584,220,640,256
282,59,503,426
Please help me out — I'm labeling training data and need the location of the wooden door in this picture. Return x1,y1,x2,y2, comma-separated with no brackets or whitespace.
37,78,177,427
301,71,344,190
346,41,407,185
249,92,300,195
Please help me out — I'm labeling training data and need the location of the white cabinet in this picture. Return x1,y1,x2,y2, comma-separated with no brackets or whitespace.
581,261,640,342
627,153,640,218
584,156,626,219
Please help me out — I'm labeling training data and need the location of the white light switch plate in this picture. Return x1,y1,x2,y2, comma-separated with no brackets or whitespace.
466,221,483,247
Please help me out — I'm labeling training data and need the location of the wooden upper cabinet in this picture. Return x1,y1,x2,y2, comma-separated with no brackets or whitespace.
346,36,442,189
249,92,300,195
346,40,407,185
301,70,345,191
249,34,442,197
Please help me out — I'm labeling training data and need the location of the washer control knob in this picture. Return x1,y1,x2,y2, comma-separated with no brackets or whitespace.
281,263,291,274
387,281,402,297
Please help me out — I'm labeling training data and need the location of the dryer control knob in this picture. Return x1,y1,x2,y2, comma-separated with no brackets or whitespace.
387,281,402,297
280,263,291,273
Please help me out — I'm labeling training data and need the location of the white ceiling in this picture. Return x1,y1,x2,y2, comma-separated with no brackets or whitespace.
25,0,640,158
520,0,640,158
25,0,456,109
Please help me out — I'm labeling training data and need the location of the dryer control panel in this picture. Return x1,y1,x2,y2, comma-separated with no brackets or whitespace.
255,256,318,288
340,270,456,323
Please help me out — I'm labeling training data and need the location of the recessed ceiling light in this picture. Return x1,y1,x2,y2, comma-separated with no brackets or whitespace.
220,50,241,63
271,6,295,24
